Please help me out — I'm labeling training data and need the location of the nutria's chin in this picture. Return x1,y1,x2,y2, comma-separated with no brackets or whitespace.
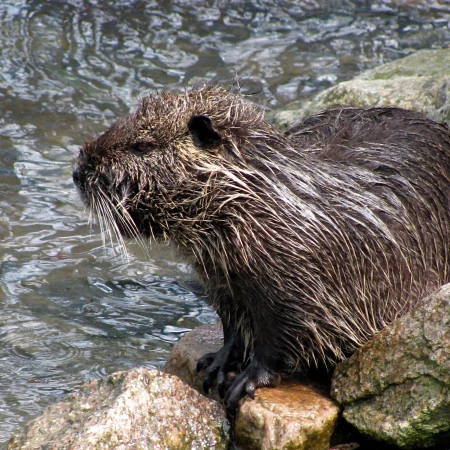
73,85,450,411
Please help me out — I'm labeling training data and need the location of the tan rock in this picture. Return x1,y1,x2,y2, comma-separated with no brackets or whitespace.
235,381,340,450
165,322,223,398
8,368,229,450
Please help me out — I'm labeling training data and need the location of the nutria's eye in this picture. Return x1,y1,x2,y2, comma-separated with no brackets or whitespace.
188,114,222,151
131,141,155,154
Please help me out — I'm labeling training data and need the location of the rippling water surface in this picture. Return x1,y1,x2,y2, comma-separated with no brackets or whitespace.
1,0,450,442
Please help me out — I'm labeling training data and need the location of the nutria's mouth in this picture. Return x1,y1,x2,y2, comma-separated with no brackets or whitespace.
73,165,164,241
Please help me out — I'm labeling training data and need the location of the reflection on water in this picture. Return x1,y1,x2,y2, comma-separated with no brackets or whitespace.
0,0,449,441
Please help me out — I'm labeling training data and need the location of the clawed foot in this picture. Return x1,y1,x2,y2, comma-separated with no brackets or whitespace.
197,344,281,415
196,337,243,397
223,360,281,415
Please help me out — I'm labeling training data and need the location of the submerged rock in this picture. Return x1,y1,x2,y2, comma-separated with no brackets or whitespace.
274,48,450,126
331,283,450,449
8,368,229,450
166,323,340,450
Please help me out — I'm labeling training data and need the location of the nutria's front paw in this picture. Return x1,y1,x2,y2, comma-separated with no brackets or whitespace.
196,349,223,394
223,360,281,415
196,339,243,395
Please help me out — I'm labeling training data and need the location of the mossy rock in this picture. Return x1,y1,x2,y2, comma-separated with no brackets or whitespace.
275,48,450,126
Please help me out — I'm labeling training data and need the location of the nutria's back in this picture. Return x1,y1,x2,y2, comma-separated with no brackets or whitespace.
73,86,450,407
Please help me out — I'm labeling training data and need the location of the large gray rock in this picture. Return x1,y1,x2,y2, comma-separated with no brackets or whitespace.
8,368,229,450
275,48,450,126
166,323,340,450
331,283,450,449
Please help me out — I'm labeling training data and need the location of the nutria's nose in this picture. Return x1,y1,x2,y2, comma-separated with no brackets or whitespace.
72,167,82,186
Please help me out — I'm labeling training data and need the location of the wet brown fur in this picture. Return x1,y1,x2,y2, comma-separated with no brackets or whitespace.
74,85,450,377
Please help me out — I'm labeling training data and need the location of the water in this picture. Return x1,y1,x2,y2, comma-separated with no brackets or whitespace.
1,0,449,443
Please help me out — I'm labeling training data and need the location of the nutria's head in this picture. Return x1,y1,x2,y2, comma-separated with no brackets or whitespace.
73,86,287,246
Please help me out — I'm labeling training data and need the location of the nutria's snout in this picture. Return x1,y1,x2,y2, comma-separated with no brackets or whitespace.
72,166,82,187
72,144,92,194
72,162,90,201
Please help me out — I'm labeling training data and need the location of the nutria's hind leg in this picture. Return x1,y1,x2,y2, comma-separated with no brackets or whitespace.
223,358,281,415
196,324,245,396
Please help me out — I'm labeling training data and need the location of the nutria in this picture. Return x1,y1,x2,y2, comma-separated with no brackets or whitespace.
73,85,450,411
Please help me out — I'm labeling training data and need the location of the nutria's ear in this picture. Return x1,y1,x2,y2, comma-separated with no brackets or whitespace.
188,115,222,150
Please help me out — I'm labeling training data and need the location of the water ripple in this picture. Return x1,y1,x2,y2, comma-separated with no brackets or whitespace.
0,321,82,366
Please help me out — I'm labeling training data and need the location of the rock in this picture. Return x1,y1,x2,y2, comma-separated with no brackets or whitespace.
329,445,360,450
331,283,450,449
8,368,229,450
235,381,340,450
165,322,223,398
274,48,450,126
166,323,341,450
